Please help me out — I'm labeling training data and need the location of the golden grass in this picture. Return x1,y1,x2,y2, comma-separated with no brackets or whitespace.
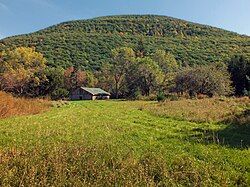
0,91,51,118
0,144,244,186
142,97,250,123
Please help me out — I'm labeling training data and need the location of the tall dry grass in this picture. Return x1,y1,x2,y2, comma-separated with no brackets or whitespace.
0,91,51,118
0,144,246,186
142,97,250,123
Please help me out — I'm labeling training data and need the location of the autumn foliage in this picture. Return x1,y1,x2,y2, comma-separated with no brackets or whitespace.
0,47,46,96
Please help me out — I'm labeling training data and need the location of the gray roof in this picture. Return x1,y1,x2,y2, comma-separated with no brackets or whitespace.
81,87,111,96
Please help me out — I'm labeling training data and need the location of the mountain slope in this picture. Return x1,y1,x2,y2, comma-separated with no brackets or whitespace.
0,15,249,70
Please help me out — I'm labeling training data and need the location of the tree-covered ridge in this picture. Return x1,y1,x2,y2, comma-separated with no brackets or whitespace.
0,15,249,70
42,15,241,37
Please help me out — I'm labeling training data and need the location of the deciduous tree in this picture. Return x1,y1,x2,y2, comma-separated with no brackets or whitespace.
0,47,46,95
64,66,97,92
110,47,135,98
152,50,179,73
174,65,233,97
135,57,164,96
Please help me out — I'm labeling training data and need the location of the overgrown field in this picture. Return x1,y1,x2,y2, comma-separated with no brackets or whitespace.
0,99,249,186
0,91,51,119
143,97,250,123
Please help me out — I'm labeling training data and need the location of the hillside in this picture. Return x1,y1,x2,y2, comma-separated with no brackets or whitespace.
0,15,250,70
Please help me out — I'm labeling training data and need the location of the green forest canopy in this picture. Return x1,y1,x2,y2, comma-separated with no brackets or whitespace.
0,15,249,71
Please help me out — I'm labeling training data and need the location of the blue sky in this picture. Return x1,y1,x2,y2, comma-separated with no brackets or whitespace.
0,0,250,39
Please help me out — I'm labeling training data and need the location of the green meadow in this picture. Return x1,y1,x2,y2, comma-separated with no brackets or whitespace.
0,100,249,186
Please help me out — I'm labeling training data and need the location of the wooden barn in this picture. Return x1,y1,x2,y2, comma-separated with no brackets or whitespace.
70,87,111,100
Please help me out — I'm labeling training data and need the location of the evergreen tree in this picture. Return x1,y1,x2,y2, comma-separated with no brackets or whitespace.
227,55,250,95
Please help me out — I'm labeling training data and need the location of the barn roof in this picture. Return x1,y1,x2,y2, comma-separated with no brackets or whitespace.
81,87,111,96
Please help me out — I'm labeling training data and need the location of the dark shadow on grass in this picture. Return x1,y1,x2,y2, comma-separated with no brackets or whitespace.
190,109,250,149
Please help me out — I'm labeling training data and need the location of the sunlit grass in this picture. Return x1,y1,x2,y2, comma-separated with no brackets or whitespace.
142,97,249,123
0,100,249,186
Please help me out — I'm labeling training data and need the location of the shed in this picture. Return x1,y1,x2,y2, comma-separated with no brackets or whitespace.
70,87,111,100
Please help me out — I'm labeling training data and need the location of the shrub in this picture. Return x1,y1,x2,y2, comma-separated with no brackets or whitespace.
51,88,69,100
157,91,166,102
243,88,250,97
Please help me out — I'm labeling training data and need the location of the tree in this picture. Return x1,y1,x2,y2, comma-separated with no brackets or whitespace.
64,67,84,91
0,47,46,95
64,67,76,91
100,48,165,98
152,50,179,73
64,66,97,92
110,47,135,98
40,67,68,99
134,57,164,96
227,55,250,96
96,64,115,95
84,71,98,87
0,68,30,95
173,65,233,97
134,37,148,58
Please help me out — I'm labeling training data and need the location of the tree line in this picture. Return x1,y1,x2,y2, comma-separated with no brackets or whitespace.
0,47,249,100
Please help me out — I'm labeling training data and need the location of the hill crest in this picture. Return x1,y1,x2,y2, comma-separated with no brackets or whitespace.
0,15,249,70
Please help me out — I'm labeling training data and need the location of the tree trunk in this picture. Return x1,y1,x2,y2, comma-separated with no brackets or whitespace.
115,83,119,99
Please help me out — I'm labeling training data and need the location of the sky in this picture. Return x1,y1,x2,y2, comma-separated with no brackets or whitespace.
0,0,250,39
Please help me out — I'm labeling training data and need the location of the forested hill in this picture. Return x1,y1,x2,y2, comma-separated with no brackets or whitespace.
0,15,249,70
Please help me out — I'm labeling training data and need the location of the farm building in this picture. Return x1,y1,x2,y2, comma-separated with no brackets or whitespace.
70,87,111,100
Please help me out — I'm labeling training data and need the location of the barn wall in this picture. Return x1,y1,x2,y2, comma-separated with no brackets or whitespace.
82,90,93,100
96,95,110,100
70,88,111,100
70,88,93,100
70,88,81,100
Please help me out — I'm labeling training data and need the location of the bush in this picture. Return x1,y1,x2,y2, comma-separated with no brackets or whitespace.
51,88,69,100
243,88,250,97
157,91,166,102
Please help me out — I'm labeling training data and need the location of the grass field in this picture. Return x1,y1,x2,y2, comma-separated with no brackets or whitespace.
0,100,249,186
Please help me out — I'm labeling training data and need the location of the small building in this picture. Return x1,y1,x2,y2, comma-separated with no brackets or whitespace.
70,87,111,100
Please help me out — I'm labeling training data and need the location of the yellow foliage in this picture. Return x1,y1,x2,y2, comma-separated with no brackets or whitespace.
0,47,46,72
0,47,47,95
